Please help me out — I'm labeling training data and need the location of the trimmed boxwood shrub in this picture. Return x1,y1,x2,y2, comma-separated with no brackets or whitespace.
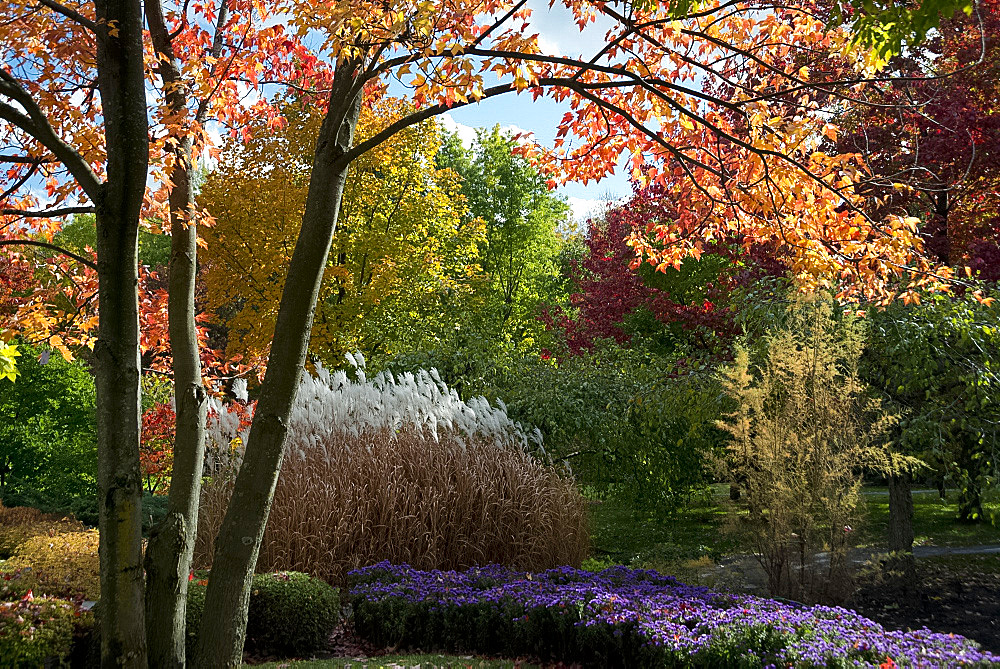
186,571,339,658
0,596,90,669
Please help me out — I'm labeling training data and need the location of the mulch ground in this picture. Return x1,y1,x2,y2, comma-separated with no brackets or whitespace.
847,561,1000,654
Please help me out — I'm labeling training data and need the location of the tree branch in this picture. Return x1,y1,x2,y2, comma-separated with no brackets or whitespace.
0,71,102,199
35,0,98,31
0,154,56,164
0,238,98,270
1,205,95,217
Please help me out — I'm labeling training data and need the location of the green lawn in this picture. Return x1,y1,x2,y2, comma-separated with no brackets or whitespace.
585,487,734,581
587,485,1000,577
860,488,1000,548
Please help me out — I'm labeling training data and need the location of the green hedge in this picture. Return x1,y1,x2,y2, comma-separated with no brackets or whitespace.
186,571,339,658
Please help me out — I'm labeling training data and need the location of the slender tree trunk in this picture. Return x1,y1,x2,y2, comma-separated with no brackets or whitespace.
141,1,216,662
887,471,915,579
93,1,149,666
888,471,914,553
144,133,208,668
194,69,363,669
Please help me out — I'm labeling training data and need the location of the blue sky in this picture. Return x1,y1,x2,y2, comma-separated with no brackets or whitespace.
433,0,633,222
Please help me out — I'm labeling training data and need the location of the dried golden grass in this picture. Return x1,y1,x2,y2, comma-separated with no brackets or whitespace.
195,428,588,585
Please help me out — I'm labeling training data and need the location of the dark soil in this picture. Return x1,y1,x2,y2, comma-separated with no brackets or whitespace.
847,560,1000,655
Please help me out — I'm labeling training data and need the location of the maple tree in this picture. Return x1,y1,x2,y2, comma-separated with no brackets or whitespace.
199,99,482,367
544,181,788,358
193,0,979,662
1,0,313,662
140,402,176,495
836,0,1000,277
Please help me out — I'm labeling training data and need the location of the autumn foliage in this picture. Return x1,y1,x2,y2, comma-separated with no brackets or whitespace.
140,402,176,494
837,0,1000,277
545,182,787,357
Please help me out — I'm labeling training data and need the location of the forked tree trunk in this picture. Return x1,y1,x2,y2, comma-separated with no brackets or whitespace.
142,1,214,663
93,0,149,666
194,68,364,668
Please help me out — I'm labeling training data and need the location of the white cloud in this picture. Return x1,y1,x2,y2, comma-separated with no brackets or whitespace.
536,35,562,57
525,0,617,60
567,196,602,222
438,113,477,148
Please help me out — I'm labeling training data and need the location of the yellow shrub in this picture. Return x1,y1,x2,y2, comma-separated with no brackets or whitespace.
0,505,85,558
5,530,100,601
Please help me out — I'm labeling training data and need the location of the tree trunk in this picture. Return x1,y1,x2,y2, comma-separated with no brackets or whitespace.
143,134,208,669
887,471,915,578
141,1,213,662
194,69,363,669
93,1,149,666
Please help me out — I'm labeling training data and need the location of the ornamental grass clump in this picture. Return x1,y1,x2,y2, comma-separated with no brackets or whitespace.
195,356,587,585
349,562,1000,668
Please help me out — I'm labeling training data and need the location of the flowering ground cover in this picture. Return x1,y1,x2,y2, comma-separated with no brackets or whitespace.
349,563,1000,668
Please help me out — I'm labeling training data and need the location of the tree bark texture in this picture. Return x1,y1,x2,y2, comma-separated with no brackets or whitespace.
142,2,213,664
93,0,149,666
194,66,364,668
887,471,916,581
143,134,208,668
887,471,915,554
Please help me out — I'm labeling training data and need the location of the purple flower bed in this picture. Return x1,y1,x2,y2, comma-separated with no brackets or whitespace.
348,562,1000,668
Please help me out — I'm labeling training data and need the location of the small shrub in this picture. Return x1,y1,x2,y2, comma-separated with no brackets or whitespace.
0,567,36,600
0,596,87,669
246,571,339,655
4,530,100,601
185,571,338,658
0,505,85,558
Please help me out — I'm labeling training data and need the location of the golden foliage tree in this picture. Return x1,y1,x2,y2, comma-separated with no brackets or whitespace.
200,98,483,367
717,295,896,602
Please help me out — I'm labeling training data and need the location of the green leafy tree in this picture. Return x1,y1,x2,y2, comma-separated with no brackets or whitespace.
438,127,571,342
0,341,97,507
863,291,1000,522
53,214,172,269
